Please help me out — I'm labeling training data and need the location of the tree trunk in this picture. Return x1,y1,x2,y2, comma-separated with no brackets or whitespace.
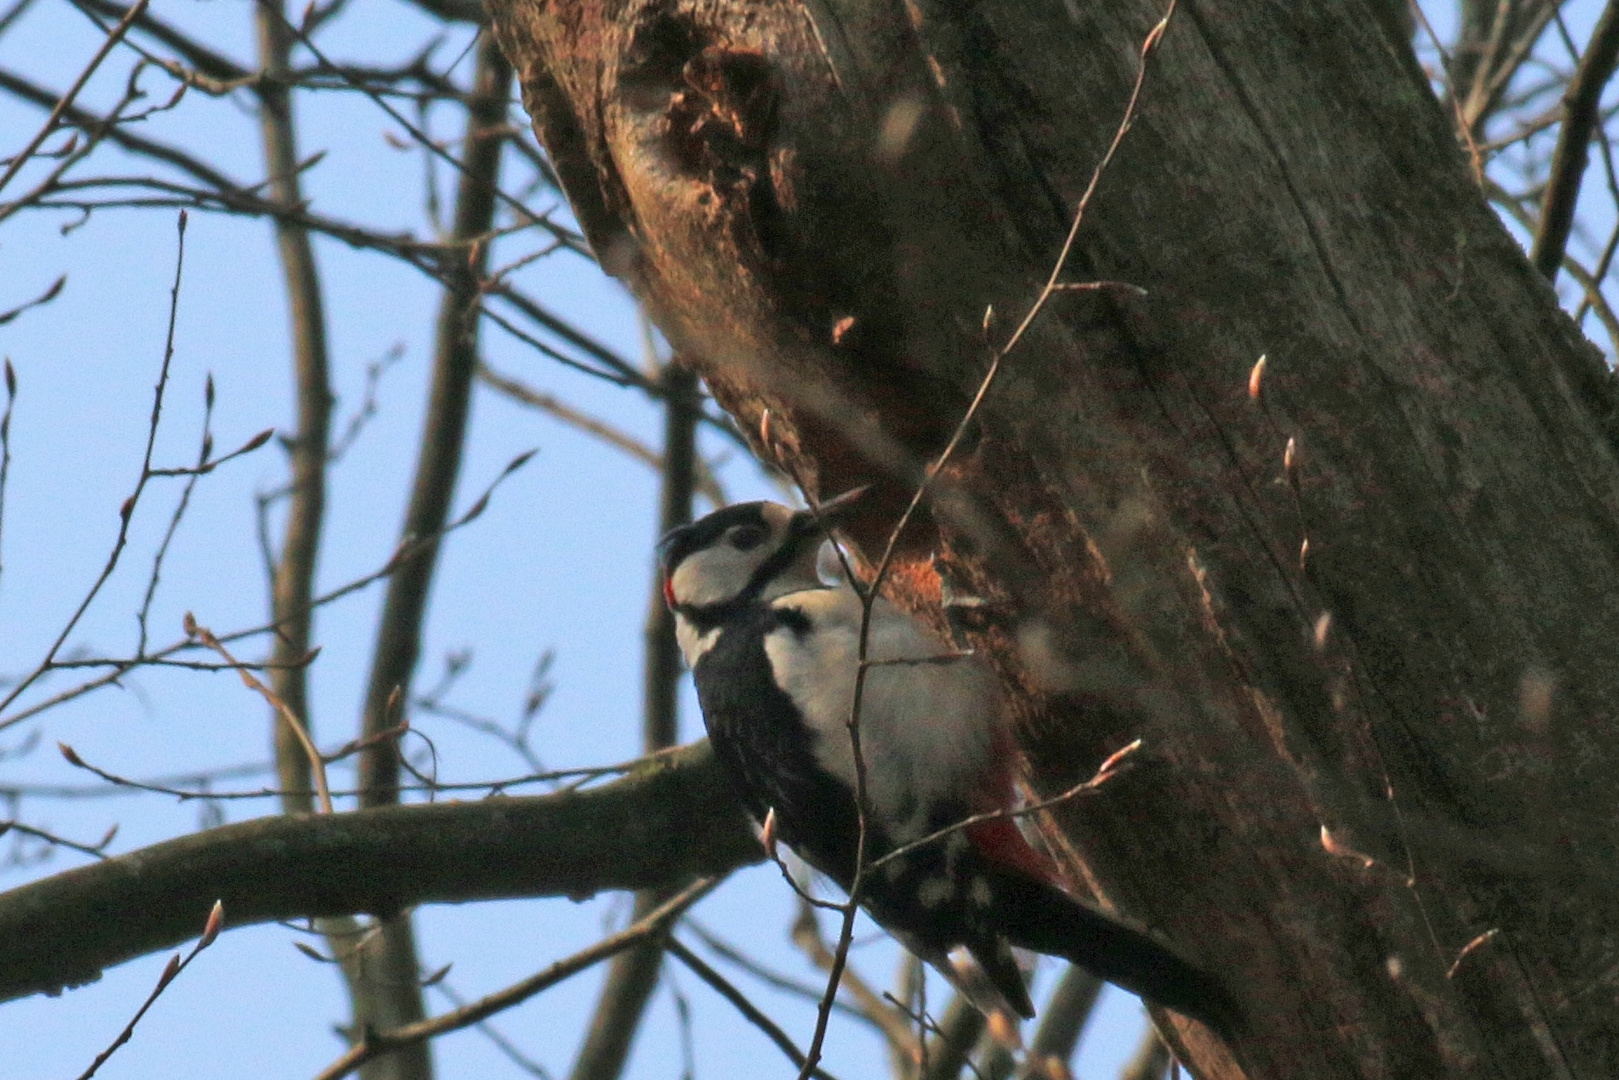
485,1,1619,1077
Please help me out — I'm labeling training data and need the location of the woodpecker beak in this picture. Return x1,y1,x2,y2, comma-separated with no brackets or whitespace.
791,485,870,537
817,485,870,519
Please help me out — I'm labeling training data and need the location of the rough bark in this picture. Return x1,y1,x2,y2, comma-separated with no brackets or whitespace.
485,1,1619,1077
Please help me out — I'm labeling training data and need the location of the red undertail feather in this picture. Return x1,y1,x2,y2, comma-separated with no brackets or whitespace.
966,817,1062,887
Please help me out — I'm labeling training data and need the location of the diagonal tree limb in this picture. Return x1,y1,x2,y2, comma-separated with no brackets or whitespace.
255,0,331,827
314,880,716,1080
0,740,759,1005
1531,0,1619,280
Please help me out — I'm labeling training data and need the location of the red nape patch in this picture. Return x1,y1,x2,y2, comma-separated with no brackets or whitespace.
966,817,1062,887
662,575,678,610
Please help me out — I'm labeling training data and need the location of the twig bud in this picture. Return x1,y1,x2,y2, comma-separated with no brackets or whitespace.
240,428,274,454
155,953,182,991
294,941,330,963
1247,354,1266,400
199,900,224,948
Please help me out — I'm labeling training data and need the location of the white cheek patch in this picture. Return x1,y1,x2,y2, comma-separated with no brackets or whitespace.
669,545,761,608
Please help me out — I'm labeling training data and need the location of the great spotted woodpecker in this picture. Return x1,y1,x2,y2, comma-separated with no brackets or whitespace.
660,491,1234,1032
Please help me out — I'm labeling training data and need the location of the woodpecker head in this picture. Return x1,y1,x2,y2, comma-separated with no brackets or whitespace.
660,488,866,619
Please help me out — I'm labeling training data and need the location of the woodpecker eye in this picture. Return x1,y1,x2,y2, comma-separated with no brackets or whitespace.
728,524,768,551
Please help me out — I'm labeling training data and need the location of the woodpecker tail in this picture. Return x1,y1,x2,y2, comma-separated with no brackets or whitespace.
960,938,1036,1019
992,872,1239,1036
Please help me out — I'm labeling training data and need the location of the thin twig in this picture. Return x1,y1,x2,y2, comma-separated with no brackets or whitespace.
0,0,149,196
257,0,586,255
310,880,717,1080
868,741,1138,875
73,900,223,1080
134,376,214,654
48,740,626,801
666,938,843,1080
1575,114,1619,327
0,211,187,719
1,817,117,860
0,274,64,325
479,361,728,507
0,449,534,734
0,359,14,592
685,919,887,1030
786,902,921,1061
186,616,332,813
791,7,1175,1075
1409,0,1488,185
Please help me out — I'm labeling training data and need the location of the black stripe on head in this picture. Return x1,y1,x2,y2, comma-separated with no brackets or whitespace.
660,501,829,629
658,501,773,580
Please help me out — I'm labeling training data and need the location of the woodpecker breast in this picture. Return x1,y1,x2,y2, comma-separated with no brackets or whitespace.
757,586,1000,842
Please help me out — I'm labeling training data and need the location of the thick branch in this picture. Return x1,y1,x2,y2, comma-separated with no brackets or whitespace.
0,740,758,1005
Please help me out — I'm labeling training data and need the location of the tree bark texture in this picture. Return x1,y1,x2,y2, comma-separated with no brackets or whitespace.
485,1,1619,1078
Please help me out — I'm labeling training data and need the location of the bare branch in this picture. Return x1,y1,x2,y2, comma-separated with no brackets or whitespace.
790,8,1175,1073
185,617,333,814
0,0,148,196
73,901,223,1080
357,31,508,806
0,212,187,718
789,901,920,1065
0,740,758,1004
344,42,514,1063
918,994,985,1080
479,361,727,507
314,880,716,1080
0,274,64,325
0,359,14,592
665,938,842,1080
1532,0,1619,278
0,448,534,734
568,360,700,1080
